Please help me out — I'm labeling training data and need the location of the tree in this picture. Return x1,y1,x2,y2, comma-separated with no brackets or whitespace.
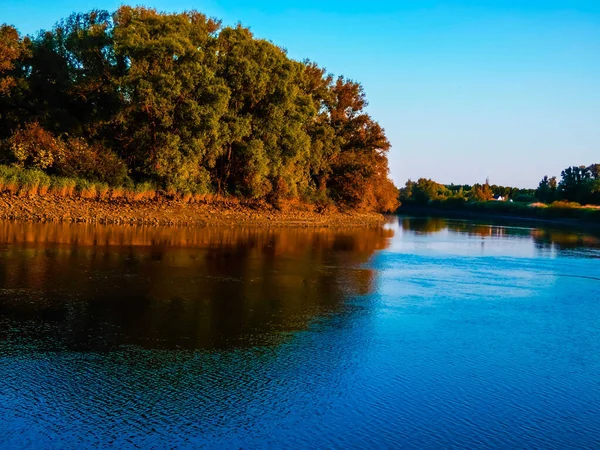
559,166,593,204
0,7,399,212
0,25,25,95
0,25,31,144
112,6,229,191
408,178,448,205
468,183,493,202
215,25,314,199
325,77,396,210
536,175,557,203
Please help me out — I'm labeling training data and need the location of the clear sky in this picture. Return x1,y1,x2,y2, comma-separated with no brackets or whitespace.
2,0,599,188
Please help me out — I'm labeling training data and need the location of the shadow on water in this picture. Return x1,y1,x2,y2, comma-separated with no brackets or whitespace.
0,221,394,353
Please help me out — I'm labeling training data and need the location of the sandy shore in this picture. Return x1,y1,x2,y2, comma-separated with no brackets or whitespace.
0,193,385,227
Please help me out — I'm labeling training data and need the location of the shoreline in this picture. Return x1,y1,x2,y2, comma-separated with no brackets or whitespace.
397,206,600,231
0,192,385,227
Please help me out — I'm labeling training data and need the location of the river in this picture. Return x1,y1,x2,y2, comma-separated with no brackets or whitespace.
1,217,599,448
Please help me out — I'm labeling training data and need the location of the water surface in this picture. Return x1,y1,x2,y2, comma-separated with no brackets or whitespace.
1,218,599,448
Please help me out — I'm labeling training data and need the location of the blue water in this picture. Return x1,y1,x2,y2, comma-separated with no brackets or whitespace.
1,218,599,448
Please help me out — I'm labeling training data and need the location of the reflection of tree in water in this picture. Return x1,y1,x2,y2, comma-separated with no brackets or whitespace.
399,215,600,256
400,216,508,237
400,217,447,234
446,222,531,239
531,229,600,253
0,222,393,351
401,216,532,239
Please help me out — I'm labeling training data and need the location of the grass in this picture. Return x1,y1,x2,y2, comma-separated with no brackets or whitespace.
0,164,209,203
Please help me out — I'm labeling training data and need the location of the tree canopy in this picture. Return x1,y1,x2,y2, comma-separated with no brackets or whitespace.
0,7,398,212
399,163,600,209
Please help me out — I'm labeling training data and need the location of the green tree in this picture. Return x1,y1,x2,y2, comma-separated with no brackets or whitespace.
215,25,314,199
0,7,399,212
409,178,448,205
559,166,593,203
112,6,229,192
536,175,557,203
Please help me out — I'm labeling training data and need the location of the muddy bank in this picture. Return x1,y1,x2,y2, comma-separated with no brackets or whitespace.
0,193,385,227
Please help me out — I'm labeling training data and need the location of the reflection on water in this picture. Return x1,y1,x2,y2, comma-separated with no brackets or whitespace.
2,218,600,448
399,216,600,255
0,222,393,352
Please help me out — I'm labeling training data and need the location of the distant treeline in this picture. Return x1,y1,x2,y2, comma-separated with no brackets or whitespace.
0,7,398,212
400,164,600,207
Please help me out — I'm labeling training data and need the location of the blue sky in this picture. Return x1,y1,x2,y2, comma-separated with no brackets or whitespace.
2,0,599,188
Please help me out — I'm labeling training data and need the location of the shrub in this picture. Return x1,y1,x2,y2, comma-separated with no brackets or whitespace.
513,194,538,203
8,123,63,169
54,138,130,186
549,200,581,209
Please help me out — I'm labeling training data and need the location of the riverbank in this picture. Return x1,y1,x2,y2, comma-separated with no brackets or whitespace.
398,204,600,231
0,192,385,227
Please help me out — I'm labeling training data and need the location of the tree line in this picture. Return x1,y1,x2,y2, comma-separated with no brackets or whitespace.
0,7,398,212
536,165,600,205
400,164,600,207
399,178,537,206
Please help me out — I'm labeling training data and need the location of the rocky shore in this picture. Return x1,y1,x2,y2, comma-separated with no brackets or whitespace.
0,193,385,227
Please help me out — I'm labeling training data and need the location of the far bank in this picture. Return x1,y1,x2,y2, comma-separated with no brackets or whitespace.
397,203,600,231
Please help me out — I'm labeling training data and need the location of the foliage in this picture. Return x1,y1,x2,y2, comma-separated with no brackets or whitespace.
512,193,537,203
7,122,63,169
549,200,581,209
401,178,499,206
0,7,396,212
533,165,600,206
467,183,494,202
536,176,557,203
0,24,29,96
401,162,600,213
54,137,129,185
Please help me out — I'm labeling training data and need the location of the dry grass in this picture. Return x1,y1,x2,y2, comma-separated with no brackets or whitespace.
110,187,124,199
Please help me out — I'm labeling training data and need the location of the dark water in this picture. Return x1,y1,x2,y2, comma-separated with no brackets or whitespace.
1,218,599,448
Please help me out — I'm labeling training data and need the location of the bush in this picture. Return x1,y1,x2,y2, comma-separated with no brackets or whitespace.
8,122,63,169
54,137,130,186
549,200,581,209
5,125,130,187
513,194,538,203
